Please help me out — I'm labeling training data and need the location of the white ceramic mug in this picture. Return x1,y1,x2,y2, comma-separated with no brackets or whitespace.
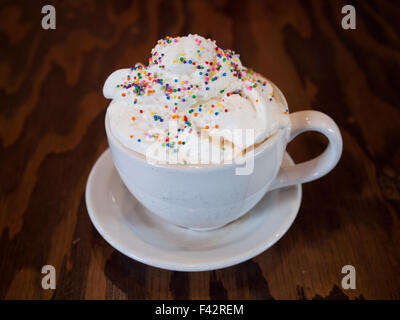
105,83,342,231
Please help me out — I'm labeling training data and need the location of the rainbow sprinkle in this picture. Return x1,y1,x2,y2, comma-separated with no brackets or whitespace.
112,35,288,163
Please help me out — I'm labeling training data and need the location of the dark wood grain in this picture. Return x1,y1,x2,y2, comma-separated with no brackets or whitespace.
0,0,399,300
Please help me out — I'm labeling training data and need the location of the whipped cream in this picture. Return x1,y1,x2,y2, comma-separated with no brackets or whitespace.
104,34,289,164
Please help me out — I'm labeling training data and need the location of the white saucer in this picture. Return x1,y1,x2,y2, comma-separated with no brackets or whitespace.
85,149,302,272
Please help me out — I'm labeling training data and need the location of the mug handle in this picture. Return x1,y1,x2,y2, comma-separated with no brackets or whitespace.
269,110,343,190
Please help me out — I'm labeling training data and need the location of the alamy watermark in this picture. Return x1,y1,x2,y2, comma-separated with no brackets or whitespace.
341,265,356,289
41,5,56,30
341,5,356,30
144,120,255,175
41,265,56,290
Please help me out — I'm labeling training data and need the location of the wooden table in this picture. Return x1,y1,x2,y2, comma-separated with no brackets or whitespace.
1,0,399,300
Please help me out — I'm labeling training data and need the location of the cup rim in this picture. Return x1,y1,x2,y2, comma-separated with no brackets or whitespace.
105,81,290,172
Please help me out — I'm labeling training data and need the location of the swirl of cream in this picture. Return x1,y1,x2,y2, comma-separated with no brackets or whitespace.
104,34,289,164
